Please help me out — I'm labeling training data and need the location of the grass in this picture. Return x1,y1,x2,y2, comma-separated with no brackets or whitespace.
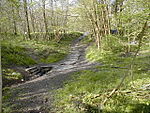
54,36,150,113
55,69,149,113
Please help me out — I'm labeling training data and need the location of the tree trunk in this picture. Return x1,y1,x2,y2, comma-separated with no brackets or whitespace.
50,0,54,26
93,0,102,49
12,6,17,35
63,0,69,27
42,0,48,38
23,0,31,40
29,0,37,39
0,46,2,113
29,0,36,33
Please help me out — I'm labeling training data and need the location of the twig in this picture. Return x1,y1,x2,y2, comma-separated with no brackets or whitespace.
102,72,127,105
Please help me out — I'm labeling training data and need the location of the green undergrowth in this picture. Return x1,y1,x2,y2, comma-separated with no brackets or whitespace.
54,36,150,113
1,32,82,67
2,69,23,87
55,70,150,113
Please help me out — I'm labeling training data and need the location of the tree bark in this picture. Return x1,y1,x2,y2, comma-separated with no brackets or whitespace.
29,0,36,34
63,0,69,27
24,0,31,40
50,0,54,26
0,46,2,113
42,0,48,38
12,5,17,35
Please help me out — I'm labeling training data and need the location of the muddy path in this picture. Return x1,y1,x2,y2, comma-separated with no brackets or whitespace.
7,33,99,113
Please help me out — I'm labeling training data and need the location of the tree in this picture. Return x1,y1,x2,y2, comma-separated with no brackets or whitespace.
29,0,36,35
11,3,17,35
42,0,48,38
78,0,110,49
0,0,20,36
24,0,31,40
114,0,150,52
0,46,2,113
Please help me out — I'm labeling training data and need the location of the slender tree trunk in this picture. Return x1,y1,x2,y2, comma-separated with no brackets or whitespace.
54,1,57,26
103,1,110,34
50,0,54,26
0,46,2,113
42,0,48,38
24,0,31,40
84,0,101,49
0,2,2,33
29,0,36,33
83,4,97,42
63,0,69,27
114,0,124,36
12,5,17,35
29,0,37,39
49,0,54,39
106,4,111,34
93,0,102,49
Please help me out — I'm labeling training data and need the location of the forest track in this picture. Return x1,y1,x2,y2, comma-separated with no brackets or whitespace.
7,33,100,113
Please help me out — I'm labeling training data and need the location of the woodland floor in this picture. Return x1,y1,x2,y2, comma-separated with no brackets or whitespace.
5,34,100,113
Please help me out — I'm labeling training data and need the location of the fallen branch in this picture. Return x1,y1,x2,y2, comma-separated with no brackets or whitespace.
102,72,127,105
